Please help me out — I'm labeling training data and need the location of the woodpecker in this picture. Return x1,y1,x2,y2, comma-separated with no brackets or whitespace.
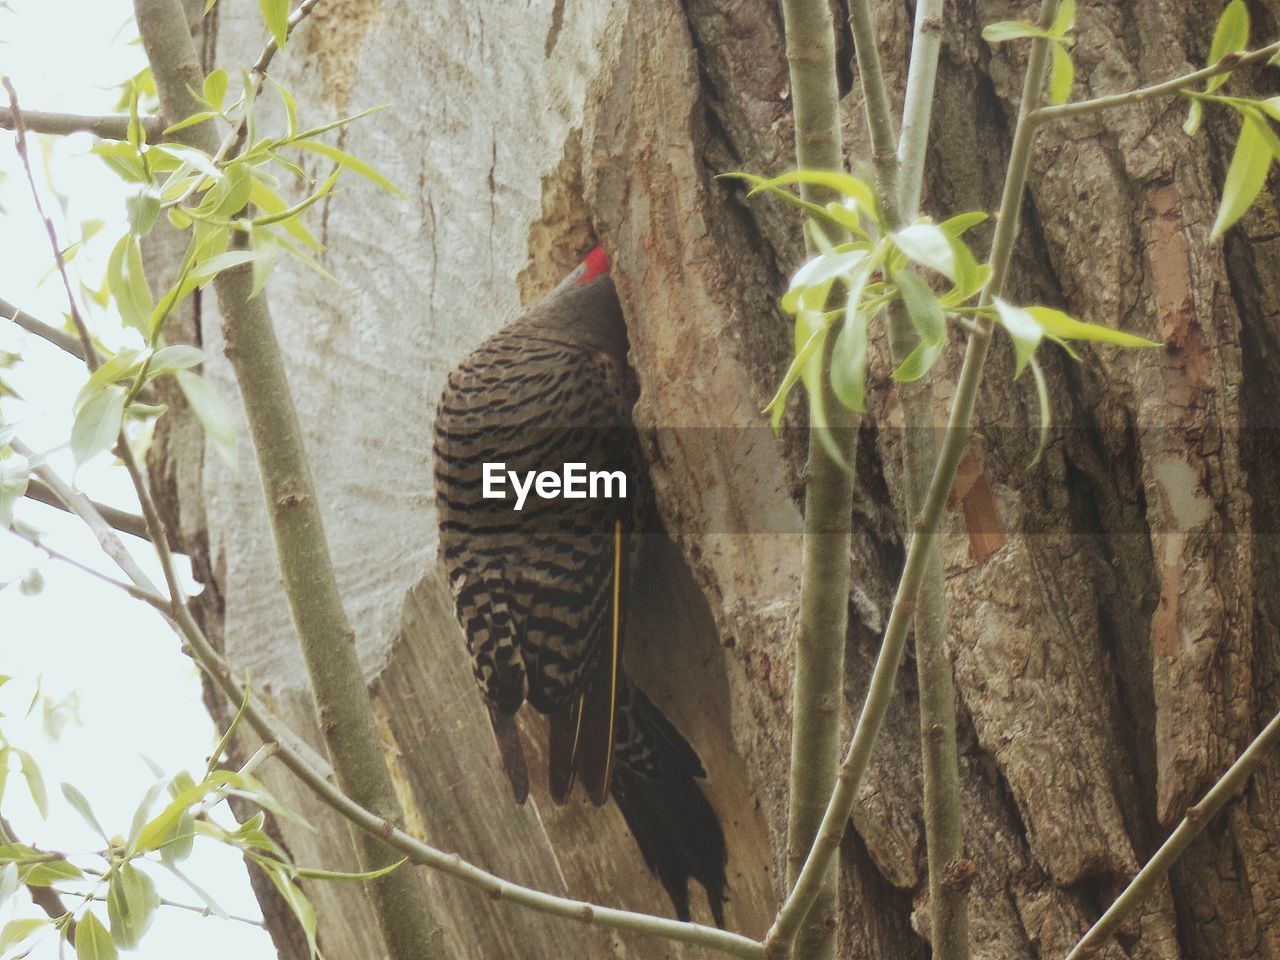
433,248,727,924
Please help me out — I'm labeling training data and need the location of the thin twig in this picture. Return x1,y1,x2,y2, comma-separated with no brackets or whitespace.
8,525,168,608
8,437,163,597
1065,708,1280,959
59,888,266,928
1031,40,1280,123
249,0,324,78
23,478,156,544
2,80,101,372
117,439,183,613
1,296,88,361
222,0,323,158
846,0,900,226
764,1,1063,955
0,106,160,142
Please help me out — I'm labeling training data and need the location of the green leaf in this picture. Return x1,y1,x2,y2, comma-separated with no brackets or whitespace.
22,857,83,886
738,168,877,217
293,138,401,199
187,250,269,287
249,179,321,247
92,141,148,183
203,69,228,112
1183,98,1204,136
70,386,126,466
133,777,216,855
717,173,857,236
0,451,30,529
893,222,955,281
829,306,868,412
1049,0,1076,37
992,297,1044,376
15,750,47,819
894,269,946,346
982,20,1048,43
175,371,237,470
762,315,831,432
75,910,117,960
1206,0,1249,93
0,918,48,953
1253,96,1280,123
127,779,169,851
0,862,19,910
158,812,196,865
262,860,322,960
150,143,223,182
75,348,144,413
251,164,343,227
1049,41,1074,104
272,78,300,139
259,0,290,49
1210,110,1273,240
127,188,161,236
212,163,255,219
782,251,867,312
163,110,219,134
207,685,251,778
891,338,944,382
1024,306,1162,347
107,234,154,334
1028,356,1052,465
295,858,407,882
107,863,160,949
1241,104,1280,162
148,344,205,375
939,211,988,237
61,783,108,841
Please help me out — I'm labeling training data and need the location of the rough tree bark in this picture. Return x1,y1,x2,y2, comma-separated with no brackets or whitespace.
146,1,1279,957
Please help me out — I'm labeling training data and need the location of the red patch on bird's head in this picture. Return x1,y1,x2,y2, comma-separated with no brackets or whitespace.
578,246,610,283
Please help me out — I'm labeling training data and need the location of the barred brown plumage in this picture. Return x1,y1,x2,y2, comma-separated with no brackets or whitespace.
433,248,727,925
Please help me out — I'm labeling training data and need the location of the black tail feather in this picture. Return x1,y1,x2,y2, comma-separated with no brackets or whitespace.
610,687,727,927
488,707,529,805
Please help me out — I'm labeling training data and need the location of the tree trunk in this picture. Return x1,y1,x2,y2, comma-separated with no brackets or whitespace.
148,0,1280,957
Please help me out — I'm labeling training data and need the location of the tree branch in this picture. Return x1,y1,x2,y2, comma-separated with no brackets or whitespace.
846,0,899,225
778,2,855,959
1031,40,1280,123
23,477,156,545
765,1,1063,955
9,437,163,597
128,1,443,956
0,106,161,142
1,296,88,361
884,0,971,955
1066,708,1280,958
3,80,101,372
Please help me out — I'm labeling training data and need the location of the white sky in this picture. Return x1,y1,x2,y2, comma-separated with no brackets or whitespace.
1,1,276,956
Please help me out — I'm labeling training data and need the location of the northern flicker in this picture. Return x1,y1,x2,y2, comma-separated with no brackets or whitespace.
433,247,727,924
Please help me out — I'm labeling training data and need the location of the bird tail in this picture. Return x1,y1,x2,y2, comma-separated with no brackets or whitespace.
610,683,728,927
